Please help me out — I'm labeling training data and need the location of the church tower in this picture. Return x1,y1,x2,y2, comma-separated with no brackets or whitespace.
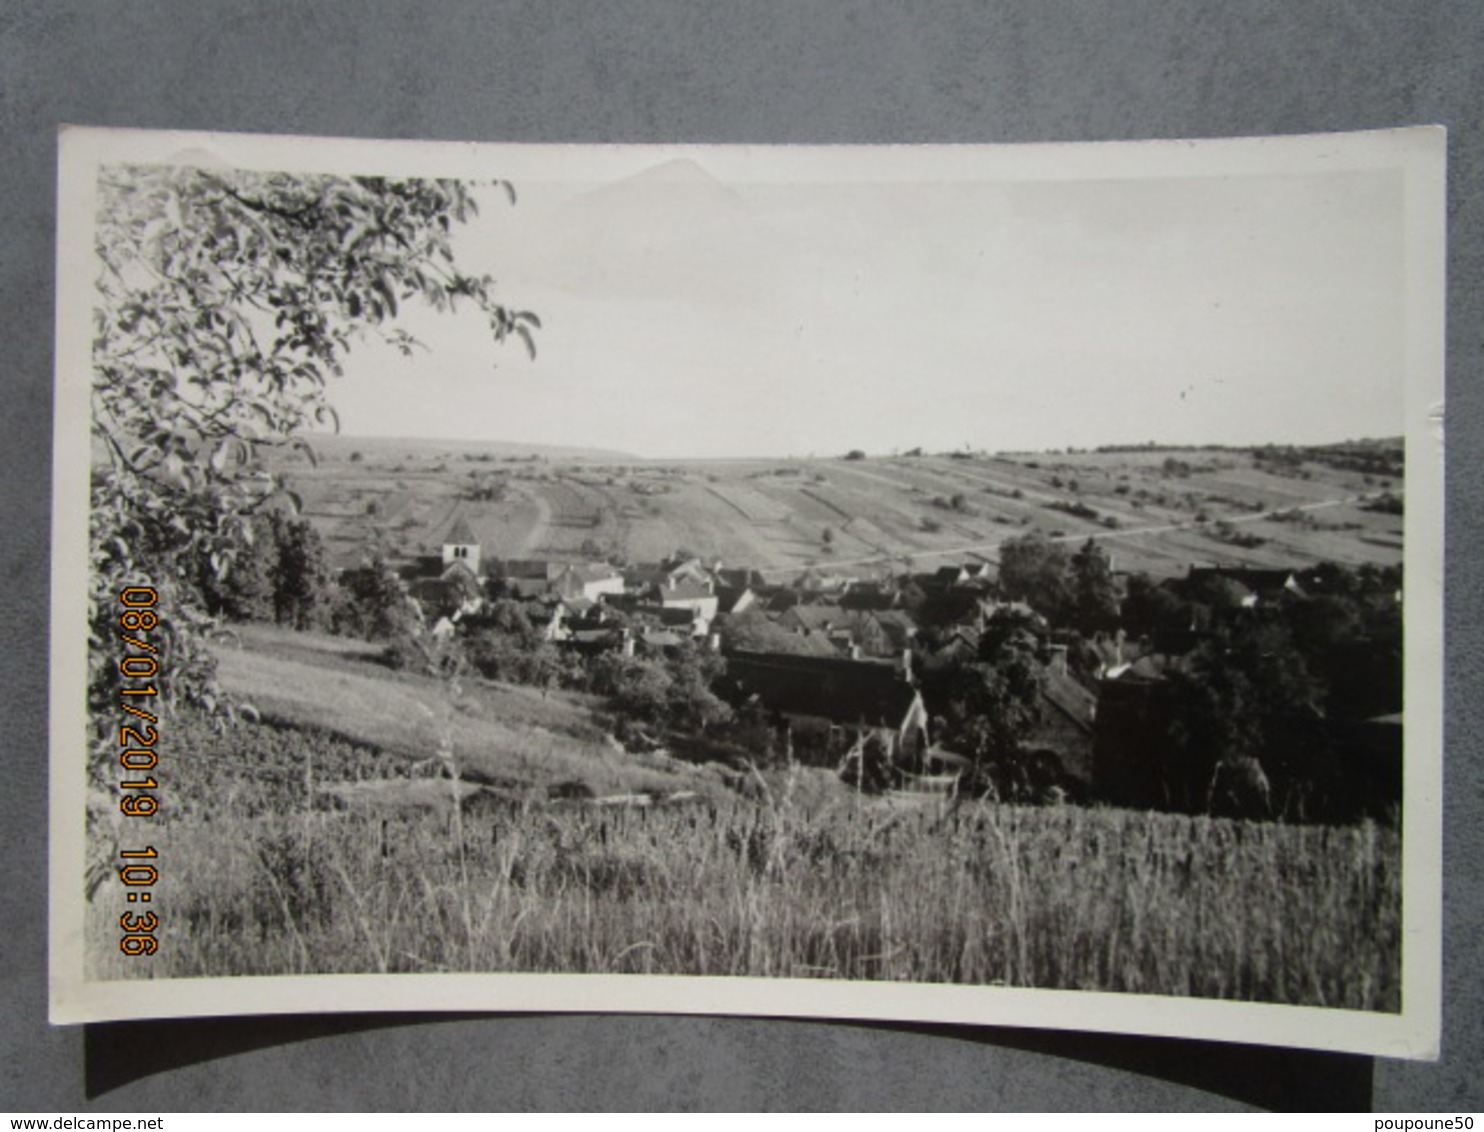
441,516,482,579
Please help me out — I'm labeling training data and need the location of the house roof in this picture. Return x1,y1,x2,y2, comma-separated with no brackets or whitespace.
564,561,621,582
625,563,685,589
781,604,848,632
715,584,754,614
1106,653,1177,683
407,574,479,611
503,577,556,600
1187,565,1301,594
638,630,686,649
1041,668,1097,732
917,588,991,627
640,605,699,627
440,560,481,588
568,628,622,646
764,588,801,613
869,609,919,643
401,554,446,580
713,567,764,590
726,651,919,729
921,628,981,671
498,559,562,580
840,582,898,611
443,517,479,546
660,579,715,602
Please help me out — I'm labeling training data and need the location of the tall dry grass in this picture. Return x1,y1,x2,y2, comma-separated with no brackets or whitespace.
88,713,1401,1010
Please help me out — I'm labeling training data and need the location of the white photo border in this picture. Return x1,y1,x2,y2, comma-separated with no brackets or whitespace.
49,125,1446,1059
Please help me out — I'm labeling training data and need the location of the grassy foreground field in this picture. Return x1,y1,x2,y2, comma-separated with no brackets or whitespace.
88,629,1402,1009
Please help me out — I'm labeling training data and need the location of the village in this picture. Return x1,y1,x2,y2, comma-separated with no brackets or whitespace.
391,512,1403,824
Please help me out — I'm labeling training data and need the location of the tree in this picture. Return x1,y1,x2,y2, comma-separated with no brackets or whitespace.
662,642,733,733
937,650,1044,770
1159,617,1322,810
335,556,417,643
89,165,537,773
197,513,276,624
270,513,336,631
196,509,334,631
462,598,569,687
1119,572,1191,644
1068,538,1119,634
996,532,1071,621
977,605,1048,664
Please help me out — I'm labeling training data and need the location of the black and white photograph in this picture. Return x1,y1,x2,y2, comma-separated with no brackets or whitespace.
49,126,1443,1057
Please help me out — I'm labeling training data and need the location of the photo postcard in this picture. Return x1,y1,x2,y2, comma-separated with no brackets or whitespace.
49,126,1445,1058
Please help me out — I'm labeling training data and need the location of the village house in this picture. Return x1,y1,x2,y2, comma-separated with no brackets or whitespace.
711,566,767,592
1029,661,1099,787
711,579,758,616
865,609,919,655
925,625,983,667
655,577,720,623
722,649,929,769
771,604,922,660
623,553,711,594
1182,565,1306,608
839,579,901,612
491,559,569,601
402,517,486,627
551,561,627,602
762,586,802,614
775,602,852,643
489,558,624,603
791,568,859,599
542,595,608,642
914,586,999,631
406,570,482,628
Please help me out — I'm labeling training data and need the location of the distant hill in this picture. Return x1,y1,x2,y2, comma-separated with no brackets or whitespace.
299,433,638,464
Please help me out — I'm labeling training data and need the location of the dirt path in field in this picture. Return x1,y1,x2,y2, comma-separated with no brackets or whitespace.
513,485,553,555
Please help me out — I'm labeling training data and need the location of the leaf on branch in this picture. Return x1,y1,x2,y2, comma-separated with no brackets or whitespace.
373,275,398,319
515,324,538,361
248,402,278,433
290,437,319,468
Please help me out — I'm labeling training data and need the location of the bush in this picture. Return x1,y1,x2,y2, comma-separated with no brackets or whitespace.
1363,492,1405,516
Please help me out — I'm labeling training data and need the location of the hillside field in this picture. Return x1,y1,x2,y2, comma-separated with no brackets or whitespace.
273,437,1404,579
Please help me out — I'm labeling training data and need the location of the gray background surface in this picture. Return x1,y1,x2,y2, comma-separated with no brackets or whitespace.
2,1,1479,1112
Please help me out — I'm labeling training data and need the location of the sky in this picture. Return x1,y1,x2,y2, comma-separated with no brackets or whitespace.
321,148,1408,459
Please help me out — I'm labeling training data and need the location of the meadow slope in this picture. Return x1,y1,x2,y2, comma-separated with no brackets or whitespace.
276,441,1403,579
